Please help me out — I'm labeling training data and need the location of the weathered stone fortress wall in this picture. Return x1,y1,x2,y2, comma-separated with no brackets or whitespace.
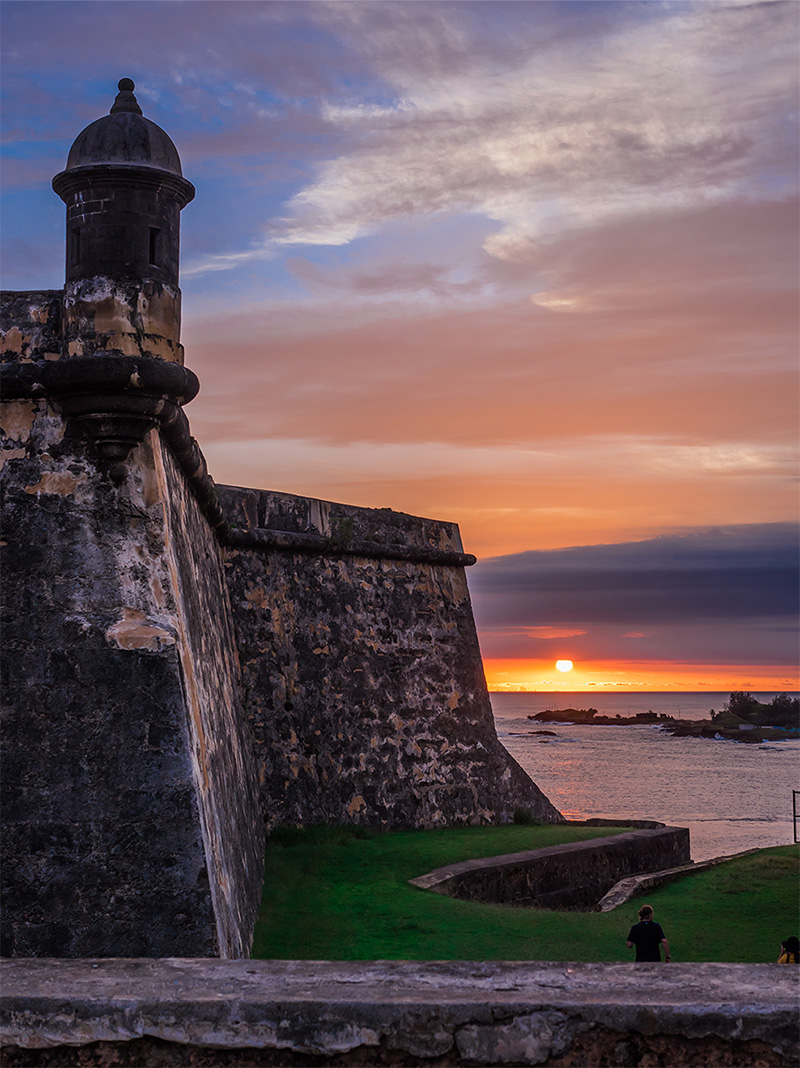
1,86,561,957
1,294,264,957
1,292,559,957
151,439,265,956
1,79,564,960
221,487,558,829
0,292,62,362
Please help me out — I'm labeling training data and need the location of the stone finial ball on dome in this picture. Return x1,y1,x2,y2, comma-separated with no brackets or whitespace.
110,77,143,116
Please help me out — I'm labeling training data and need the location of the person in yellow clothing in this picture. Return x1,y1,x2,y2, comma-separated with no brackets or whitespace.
777,936,798,963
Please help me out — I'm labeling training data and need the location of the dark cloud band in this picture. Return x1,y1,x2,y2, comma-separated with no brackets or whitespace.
470,523,799,626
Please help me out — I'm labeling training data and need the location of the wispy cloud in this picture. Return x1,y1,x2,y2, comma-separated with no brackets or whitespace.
273,0,798,254
182,246,276,278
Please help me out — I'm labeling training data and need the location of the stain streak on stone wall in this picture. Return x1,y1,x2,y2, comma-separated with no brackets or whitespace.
62,279,184,364
0,292,62,364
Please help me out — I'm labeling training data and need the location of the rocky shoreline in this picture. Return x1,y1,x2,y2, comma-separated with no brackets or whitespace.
658,719,794,743
527,708,797,744
528,708,674,726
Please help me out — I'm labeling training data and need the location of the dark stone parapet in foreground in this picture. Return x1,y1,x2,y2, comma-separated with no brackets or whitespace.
410,825,692,910
1,959,797,1067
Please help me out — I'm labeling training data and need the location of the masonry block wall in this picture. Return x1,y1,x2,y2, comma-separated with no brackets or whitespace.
151,439,266,955
0,81,562,960
221,487,560,828
1,296,264,958
0,288,561,958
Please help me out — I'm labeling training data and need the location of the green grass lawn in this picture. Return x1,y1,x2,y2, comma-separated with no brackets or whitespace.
252,824,799,963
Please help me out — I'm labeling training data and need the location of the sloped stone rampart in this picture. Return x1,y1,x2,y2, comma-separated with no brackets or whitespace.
219,485,560,830
1,959,797,1066
410,826,691,910
152,439,265,957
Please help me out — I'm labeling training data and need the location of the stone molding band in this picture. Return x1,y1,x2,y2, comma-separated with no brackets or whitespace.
224,525,477,567
0,354,199,401
0,356,476,568
1,355,199,476
52,164,195,208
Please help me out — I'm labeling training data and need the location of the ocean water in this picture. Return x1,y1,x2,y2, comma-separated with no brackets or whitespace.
490,692,800,862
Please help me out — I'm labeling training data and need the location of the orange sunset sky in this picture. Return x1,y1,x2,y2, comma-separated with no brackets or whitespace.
2,1,798,692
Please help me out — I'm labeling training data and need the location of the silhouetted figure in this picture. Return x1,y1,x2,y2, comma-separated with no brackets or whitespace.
626,904,670,962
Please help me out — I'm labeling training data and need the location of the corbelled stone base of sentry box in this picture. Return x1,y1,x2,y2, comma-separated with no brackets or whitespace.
1,959,797,1066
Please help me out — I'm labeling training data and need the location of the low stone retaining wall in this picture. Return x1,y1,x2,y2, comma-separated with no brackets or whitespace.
597,848,759,912
409,826,691,910
1,959,797,1067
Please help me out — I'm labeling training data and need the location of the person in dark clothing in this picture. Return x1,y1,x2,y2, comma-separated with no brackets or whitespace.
626,904,670,962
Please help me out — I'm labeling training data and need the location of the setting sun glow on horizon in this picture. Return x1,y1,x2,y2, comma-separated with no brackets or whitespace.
484,659,800,693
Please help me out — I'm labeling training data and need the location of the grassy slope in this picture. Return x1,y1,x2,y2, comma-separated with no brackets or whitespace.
641,847,799,963
252,825,799,963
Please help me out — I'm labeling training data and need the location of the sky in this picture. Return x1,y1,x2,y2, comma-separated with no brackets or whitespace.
1,0,798,692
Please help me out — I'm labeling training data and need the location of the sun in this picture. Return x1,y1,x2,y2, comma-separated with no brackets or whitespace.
555,660,574,673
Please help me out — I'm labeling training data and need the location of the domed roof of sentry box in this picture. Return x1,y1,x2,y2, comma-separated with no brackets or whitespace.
62,79,185,176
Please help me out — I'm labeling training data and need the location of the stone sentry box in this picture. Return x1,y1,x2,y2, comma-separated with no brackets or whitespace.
1,81,265,959
0,80,560,960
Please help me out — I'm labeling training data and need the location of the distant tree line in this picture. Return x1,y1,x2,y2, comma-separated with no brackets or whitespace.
711,692,799,730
